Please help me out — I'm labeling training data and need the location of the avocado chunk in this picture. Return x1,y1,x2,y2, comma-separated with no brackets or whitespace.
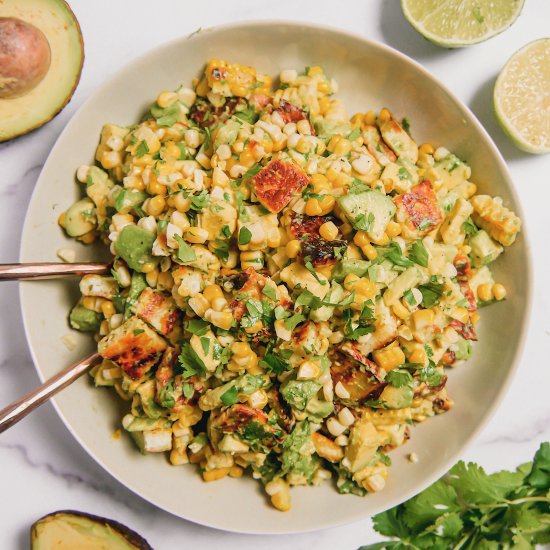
379,384,413,409
454,337,473,361
113,187,148,215
338,190,396,242
0,0,83,142
114,225,158,272
85,166,114,211
69,304,102,332
345,417,381,473
31,510,153,550
64,198,96,237
332,259,371,282
383,266,428,306
469,229,503,267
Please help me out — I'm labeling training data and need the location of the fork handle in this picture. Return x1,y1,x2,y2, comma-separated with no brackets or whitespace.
0,353,101,434
0,263,110,281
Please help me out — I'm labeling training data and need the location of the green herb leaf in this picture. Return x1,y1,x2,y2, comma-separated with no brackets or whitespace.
354,212,375,232
220,385,239,406
136,140,149,158
304,260,327,285
284,313,306,331
385,369,412,388
185,319,210,336
384,241,414,268
174,235,197,262
418,279,444,307
410,240,429,267
200,336,210,356
177,342,207,378
262,285,277,301
463,217,479,238
238,226,252,245
182,382,194,400
347,127,361,140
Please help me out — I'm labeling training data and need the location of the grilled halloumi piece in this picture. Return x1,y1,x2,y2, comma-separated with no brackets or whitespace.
134,287,181,336
378,117,418,164
79,275,118,299
99,317,167,379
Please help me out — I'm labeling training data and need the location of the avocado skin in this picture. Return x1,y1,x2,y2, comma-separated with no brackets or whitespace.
31,510,153,549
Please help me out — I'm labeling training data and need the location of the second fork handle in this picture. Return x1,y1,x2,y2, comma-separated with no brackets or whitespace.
0,263,110,281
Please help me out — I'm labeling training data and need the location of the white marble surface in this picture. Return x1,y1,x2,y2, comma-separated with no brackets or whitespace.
1,0,549,547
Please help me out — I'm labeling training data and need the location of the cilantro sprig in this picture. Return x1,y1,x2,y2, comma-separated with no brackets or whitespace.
361,442,550,550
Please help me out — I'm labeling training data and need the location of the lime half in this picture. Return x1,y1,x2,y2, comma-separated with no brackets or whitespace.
494,39,550,154
401,0,525,48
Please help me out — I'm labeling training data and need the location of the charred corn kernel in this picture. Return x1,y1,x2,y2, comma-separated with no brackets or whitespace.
297,360,320,380
305,198,323,216
82,297,96,310
285,239,301,258
386,221,401,238
419,143,434,155
311,173,330,192
452,306,470,324
141,262,157,274
409,348,427,365
149,179,168,196
157,271,173,290
353,231,370,247
372,344,406,371
470,195,521,246
343,273,360,290
202,467,230,482
477,283,494,302
493,283,506,301
231,341,252,357
244,320,263,334
265,479,291,512
361,243,378,260
392,300,410,320
157,91,178,108
364,110,376,125
378,108,391,122
229,466,244,478
147,195,166,216
411,309,435,330
79,231,97,244
207,310,233,330
184,227,209,244
355,278,378,299
101,301,115,319
319,221,338,241
188,294,209,317
203,284,223,303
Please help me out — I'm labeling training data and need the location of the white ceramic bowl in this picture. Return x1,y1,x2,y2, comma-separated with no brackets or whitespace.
20,20,531,534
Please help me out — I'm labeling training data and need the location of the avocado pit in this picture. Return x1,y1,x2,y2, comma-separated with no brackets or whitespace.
0,17,51,98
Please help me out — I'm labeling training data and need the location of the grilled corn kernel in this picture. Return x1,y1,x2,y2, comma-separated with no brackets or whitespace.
411,309,435,330
141,262,157,274
285,240,301,259
451,306,470,324
202,467,230,482
386,221,401,238
493,283,506,301
147,195,166,216
207,310,234,330
419,143,434,155
319,221,339,241
392,300,410,320
265,479,291,512
372,344,405,371
244,320,263,334
231,341,252,357
361,243,378,260
305,198,323,216
311,173,330,193
409,348,427,365
203,284,224,303
477,283,494,302
157,91,178,108
101,301,115,319
355,278,378,299
184,227,209,244
229,466,244,478
378,108,391,123
343,273,360,290
364,111,376,125
353,231,370,247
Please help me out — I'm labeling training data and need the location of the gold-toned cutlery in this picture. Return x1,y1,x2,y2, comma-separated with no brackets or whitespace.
0,262,108,432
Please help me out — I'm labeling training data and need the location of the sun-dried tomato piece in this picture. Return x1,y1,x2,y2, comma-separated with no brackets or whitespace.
395,180,442,233
276,100,314,133
450,319,478,341
289,212,337,239
253,160,309,213
189,96,244,128
301,236,347,267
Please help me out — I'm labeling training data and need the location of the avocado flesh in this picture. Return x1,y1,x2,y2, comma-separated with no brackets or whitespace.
31,511,152,550
0,0,84,142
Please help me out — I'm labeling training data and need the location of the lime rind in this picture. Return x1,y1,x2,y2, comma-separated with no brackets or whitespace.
494,38,550,154
401,0,525,48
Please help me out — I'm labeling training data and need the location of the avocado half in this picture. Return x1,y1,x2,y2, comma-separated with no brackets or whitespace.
31,510,153,550
0,0,84,142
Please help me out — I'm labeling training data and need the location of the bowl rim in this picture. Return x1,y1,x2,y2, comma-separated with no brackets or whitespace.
19,18,533,535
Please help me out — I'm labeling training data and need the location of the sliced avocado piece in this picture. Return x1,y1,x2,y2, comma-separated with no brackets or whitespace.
454,337,473,361
64,198,96,237
136,380,165,419
305,396,334,419
425,154,471,191
345,417,380,473
314,118,352,140
0,1,83,142
383,266,428,306
113,187,148,215
338,190,396,243
469,230,503,267
69,304,102,332
31,510,153,550
214,119,240,149
332,259,371,282
310,282,344,322
85,166,114,210
280,378,321,411
114,225,158,273
379,384,413,409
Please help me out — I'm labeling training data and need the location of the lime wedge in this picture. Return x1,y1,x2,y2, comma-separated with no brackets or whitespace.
494,39,550,154
401,0,525,48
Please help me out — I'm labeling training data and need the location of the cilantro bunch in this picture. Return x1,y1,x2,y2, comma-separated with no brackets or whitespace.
361,442,550,550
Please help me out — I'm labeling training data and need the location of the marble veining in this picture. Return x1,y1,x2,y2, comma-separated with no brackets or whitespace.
1,1,549,548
